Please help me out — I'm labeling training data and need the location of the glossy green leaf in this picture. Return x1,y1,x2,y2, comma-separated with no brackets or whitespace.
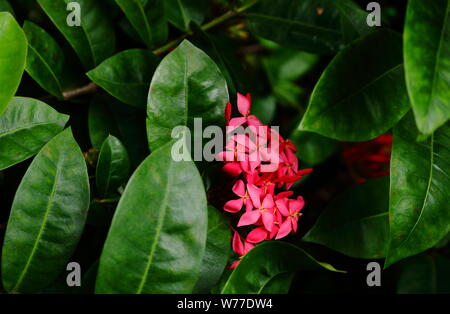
385,114,450,267
147,40,229,151
87,49,160,108
1,128,90,293
193,206,231,294
115,0,168,48
397,254,450,294
0,97,69,171
23,21,65,99
303,177,390,259
247,0,371,54
221,241,343,294
0,12,27,114
96,135,130,197
290,130,338,166
259,272,295,294
164,0,207,31
404,0,450,136
38,0,115,69
89,94,149,168
95,141,207,293
299,29,410,141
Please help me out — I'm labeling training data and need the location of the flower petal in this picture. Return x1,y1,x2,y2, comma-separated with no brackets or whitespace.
246,227,268,243
237,92,251,116
275,218,292,240
237,210,260,227
222,162,242,176
224,198,244,213
261,212,274,232
232,180,245,196
232,231,244,256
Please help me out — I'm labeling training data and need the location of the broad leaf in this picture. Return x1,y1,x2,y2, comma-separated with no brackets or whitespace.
385,114,450,267
96,135,130,197
87,49,160,108
1,128,90,293
247,0,371,54
0,12,27,114
193,206,231,293
164,0,207,31
221,241,343,293
38,0,115,69
299,29,410,141
303,177,390,259
89,94,149,168
404,0,450,136
0,0,13,14
115,0,168,48
0,97,69,171
397,254,450,294
95,141,207,293
147,40,229,151
259,272,295,294
23,21,65,99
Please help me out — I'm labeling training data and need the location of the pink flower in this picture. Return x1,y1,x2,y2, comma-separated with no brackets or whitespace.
275,197,305,239
228,93,262,128
238,188,275,232
230,231,254,269
223,180,253,213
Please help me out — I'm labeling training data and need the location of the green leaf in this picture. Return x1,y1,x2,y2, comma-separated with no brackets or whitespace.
290,130,338,166
147,40,229,151
247,0,371,54
96,135,130,197
164,0,207,31
23,21,65,99
397,254,450,294
87,49,160,108
303,177,390,259
0,97,69,171
89,94,149,168
95,141,207,293
299,29,410,141
385,114,450,267
38,0,115,69
193,206,231,293
259,272,295,294
0,0,13,14
1,128,90,293
251,95,277,125
115,0,168,48
0,12,27,114
221,241,344,294
404,0,450,136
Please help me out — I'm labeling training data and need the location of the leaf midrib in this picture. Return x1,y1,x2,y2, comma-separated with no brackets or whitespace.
136,160,173,294
11,153,65,292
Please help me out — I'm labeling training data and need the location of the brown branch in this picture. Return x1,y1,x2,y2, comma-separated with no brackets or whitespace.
62,82,98,100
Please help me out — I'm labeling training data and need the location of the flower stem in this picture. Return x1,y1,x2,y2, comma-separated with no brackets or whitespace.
152,0,260,55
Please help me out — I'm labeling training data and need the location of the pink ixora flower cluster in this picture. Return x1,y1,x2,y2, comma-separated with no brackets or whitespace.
216,93,312,268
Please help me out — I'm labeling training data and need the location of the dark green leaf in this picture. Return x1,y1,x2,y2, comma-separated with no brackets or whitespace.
147,40,229,151
259,272,295,294
23,21,65,99
95,141,207,293
96,135,130,197
0,97,69,171
247,0,371,54
164,0,207,31
299,29,410,141
87,49,160,108
303,177,390,259
115,0,168,48
404,0,450,136
221,241,343,293
385,114,450,267
397,254,450,294
1,128,90,293
251,96,276,125
0,0,13,14
193,206,231,293
38,0,115,69
0,12,27,114
290,130,338,166
89,94,149,168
